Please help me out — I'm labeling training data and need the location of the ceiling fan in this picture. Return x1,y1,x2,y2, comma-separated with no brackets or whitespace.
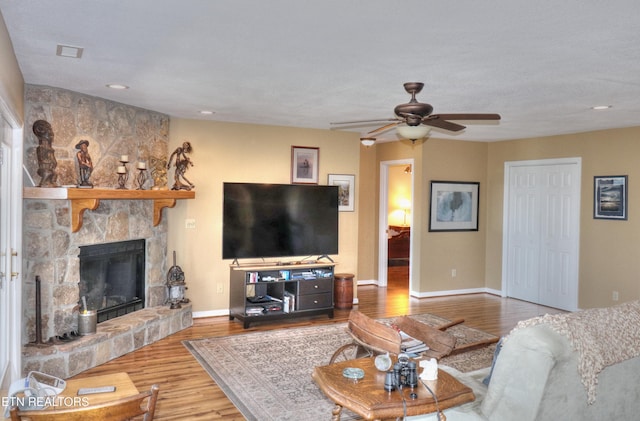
331,82,501,143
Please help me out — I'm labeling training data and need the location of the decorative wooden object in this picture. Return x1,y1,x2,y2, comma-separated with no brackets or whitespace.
342,310,499,361
23,187,195,232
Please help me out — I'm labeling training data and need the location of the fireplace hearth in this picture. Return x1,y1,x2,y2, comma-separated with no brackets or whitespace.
79,239,145,323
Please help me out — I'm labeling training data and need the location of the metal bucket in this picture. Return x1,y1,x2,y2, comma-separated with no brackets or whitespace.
78,310,97,335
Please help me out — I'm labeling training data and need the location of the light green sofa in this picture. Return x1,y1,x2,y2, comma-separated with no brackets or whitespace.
411,301,640,421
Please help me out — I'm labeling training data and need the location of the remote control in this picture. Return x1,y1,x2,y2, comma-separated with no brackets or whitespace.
77,385,116,395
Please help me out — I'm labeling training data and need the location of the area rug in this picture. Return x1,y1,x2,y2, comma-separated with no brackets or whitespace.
183,313,497,421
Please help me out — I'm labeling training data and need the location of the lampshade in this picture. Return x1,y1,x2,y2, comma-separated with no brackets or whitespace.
360,137,376,146
396,124,431,140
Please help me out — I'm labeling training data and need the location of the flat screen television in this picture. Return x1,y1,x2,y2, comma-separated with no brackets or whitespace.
222,182,339,260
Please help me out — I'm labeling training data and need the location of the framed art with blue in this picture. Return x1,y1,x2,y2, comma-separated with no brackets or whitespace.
429,181,479,232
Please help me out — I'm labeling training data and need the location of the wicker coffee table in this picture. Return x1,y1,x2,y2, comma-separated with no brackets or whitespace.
312,356,474,421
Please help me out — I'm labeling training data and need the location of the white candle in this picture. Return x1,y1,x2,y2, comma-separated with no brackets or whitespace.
120,155,129,162
137,162,146,169
117,166,126,174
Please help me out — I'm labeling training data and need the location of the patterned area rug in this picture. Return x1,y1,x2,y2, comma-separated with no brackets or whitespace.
183,313,497,421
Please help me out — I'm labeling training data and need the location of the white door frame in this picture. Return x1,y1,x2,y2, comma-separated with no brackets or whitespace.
501,157,581,311
0,97,23,389
378,159,414,289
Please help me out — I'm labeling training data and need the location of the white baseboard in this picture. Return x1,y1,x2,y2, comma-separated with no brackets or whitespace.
357,279,378,286
411,287,502,298
193,309,229,319
357,279,502,299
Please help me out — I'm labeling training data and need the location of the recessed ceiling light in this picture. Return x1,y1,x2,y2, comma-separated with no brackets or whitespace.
106,84,129,90
56,44,83,59
592,105,612,110
199,110,215,115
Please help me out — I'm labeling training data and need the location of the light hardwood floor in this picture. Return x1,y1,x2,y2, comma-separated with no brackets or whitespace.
70,284,565,420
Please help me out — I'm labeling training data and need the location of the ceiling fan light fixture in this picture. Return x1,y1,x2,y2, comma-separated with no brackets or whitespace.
106,83,129,90
396,124,431,140
360,137,376,147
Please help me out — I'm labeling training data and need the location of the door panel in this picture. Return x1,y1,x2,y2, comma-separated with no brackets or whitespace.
506,166,541,302
538,165,579,309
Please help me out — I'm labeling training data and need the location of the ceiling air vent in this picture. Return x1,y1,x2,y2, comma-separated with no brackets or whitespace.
56,44,83,59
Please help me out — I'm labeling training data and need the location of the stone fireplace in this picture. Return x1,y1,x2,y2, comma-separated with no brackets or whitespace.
21,85,193,378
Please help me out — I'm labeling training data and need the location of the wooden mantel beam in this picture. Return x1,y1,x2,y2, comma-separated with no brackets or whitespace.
24,187,195,232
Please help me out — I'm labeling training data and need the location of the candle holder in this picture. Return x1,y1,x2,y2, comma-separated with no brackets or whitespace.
135,167,147,190
116,160,129,190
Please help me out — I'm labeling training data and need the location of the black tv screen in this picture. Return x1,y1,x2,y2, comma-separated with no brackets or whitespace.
222,183,339,260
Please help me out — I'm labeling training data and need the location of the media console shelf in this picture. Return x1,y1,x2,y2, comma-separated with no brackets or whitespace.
23,187,195,232
229,263,335,328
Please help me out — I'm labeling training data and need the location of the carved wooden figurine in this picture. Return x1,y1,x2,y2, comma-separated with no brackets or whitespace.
32,120,58,187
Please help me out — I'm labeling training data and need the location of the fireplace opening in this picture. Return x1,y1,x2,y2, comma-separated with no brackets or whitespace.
78,239,145,323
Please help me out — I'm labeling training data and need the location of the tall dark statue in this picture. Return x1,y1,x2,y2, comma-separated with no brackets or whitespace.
32,120,58,187
167,141,195,191
75,139,93,187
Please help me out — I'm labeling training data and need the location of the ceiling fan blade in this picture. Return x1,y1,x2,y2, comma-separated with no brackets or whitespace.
422,117,466,132
330,118,399,125
368,121,400,135
432,113,501,121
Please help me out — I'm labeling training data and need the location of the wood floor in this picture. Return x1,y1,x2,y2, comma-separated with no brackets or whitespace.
70,283,565,420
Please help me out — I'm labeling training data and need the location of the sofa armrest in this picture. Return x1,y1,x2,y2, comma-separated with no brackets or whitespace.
480,325,571,421
407,366,489,421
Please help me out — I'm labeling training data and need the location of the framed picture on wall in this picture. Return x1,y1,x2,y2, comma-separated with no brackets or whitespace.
594,175,627,220
291,146,319,184
429,181,479,231
328,174,355,211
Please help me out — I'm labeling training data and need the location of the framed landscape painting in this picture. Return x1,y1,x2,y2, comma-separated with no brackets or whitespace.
429,181,479,232
594,175,627,220
328,174,355,211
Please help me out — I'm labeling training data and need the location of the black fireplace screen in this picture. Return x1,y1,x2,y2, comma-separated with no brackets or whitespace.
78,239,145,323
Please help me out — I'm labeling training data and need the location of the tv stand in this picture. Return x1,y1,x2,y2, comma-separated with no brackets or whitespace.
229,262,335,328
316,254,334,263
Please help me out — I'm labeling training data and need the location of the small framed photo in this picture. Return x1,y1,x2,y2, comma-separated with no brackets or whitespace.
594,175,627,220
291,146,319,184
328,174,355,212
429,181,479,232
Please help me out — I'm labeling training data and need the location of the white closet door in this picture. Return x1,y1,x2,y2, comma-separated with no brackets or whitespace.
504,158,580,311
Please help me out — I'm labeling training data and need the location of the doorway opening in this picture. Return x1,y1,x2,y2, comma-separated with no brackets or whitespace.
379,159,413,291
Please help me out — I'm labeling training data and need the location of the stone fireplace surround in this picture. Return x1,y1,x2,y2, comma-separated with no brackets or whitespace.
21,85,193,378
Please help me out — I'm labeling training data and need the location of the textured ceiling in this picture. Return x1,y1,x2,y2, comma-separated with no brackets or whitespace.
2,0,640,142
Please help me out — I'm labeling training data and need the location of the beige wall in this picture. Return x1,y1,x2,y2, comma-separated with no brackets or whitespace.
360,129,640,310
358,138,488,294
0,10,24,122
418,139,488,293
357,144,377,281
167,118,360,314
486,127,640,309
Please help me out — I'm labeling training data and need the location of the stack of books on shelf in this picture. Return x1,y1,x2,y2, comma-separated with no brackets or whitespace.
246,306,264,316
399,330,429,354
